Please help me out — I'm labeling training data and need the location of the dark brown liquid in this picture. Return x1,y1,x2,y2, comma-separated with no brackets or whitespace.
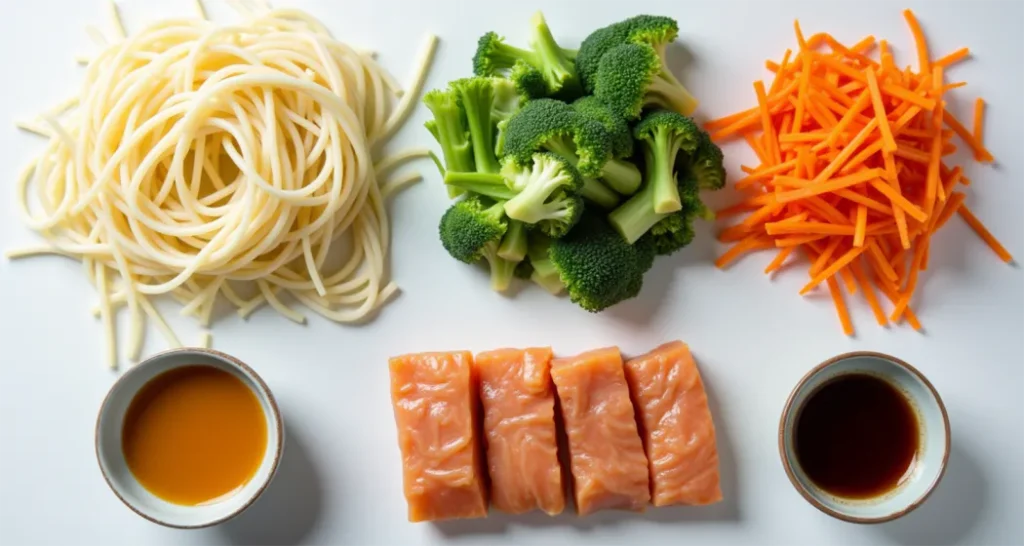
795,374,919,499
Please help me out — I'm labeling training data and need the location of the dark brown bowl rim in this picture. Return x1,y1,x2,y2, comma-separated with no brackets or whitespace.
94,347,285,529
778,351,951,524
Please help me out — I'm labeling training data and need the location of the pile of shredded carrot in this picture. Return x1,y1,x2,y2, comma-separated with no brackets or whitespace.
707,10,1013,335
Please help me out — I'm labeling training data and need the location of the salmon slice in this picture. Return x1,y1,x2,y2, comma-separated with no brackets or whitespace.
476,348,565,515
624,341,722,506
389,352,488,522
550,347,650,515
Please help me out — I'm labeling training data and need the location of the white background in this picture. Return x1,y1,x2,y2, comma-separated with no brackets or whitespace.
1,1,1021,545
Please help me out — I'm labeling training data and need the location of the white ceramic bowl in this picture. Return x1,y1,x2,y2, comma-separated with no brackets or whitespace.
779,351,950,523
95,348,284,528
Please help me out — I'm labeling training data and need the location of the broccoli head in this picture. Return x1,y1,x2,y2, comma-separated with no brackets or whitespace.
472,12,580,98
571,96,642,195
548,211,651,312
438,195,507,263
501,99,621,208
594,42,698,120
423,88,474,197
571,96,633,158
502,98,609,176
688,129,727,190
438,195,518,291
576,16,680,87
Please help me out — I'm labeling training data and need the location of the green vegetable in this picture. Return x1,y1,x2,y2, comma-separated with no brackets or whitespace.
438,195,517,290
501,98,620,208
449,77,502,174
577,15,696,117
608,110,706,244
689,129,727,190
423,88,474,197
548,212,655,312
571,96,634,159
594,42,697,120
498,219,529,262
444,152,584,239
571,96,642,195
472,12,580,98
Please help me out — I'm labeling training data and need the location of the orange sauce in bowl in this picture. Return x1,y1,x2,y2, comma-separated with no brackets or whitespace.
121,365,268,505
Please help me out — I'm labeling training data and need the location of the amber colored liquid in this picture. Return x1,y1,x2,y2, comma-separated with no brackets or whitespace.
795,374,919,499
122,365,268,505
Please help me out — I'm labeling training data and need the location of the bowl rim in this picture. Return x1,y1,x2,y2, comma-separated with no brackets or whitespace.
777,350,951,524
94,347,284,529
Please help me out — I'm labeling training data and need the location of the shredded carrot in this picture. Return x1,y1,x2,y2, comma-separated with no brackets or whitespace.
972,98,986,162
712,11,1011,334
935,47,969,68
764,246,796,274
958,206,1014,263
826,277,854,336
852,260,888,326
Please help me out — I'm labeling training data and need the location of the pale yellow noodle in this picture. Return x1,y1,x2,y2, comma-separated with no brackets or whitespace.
8,5,437,367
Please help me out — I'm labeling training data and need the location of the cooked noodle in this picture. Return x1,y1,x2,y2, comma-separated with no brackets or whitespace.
9,2,438,367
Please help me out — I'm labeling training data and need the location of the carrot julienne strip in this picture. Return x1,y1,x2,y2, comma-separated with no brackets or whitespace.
827,276,854,336
959,206,1014,263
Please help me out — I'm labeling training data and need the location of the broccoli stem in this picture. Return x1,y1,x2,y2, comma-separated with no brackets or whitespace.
648,74,699,117
607,180,670,244
498,220,528,262
443,172,517,200
529,11,577,93
541,137,619,208
580,177,620,209
531,270,565,295
484,248,518,292
649,129,683,214
600,158,642,195
424,99,474,174
456,84,502,174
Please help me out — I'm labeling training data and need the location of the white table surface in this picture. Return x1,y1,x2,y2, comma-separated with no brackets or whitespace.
1,1,1021,545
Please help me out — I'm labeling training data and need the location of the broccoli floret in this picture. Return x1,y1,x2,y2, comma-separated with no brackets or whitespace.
571,97,642,195
498,219,528,262
501,99,620,209
576,24,633,94
572,96,634,158
472,12,580,98
641,212,695,256
438,195,507,263
502,99,609,176
688,129,727,190
548,212,650,312
577,15,697,116
444,153,584,239
594,43,698,120
423,88,474,197
608,110,704,243
502,153,583,236
437,196,516,291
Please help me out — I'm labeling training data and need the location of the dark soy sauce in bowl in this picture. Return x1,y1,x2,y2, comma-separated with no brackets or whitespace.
794,373,919,499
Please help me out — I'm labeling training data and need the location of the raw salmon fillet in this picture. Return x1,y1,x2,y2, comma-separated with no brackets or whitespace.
389,352,488,522
624,341,722,506
550,347,650,515
476,348,565,515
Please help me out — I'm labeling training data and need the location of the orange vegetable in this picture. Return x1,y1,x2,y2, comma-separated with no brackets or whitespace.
712,11,1013,335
